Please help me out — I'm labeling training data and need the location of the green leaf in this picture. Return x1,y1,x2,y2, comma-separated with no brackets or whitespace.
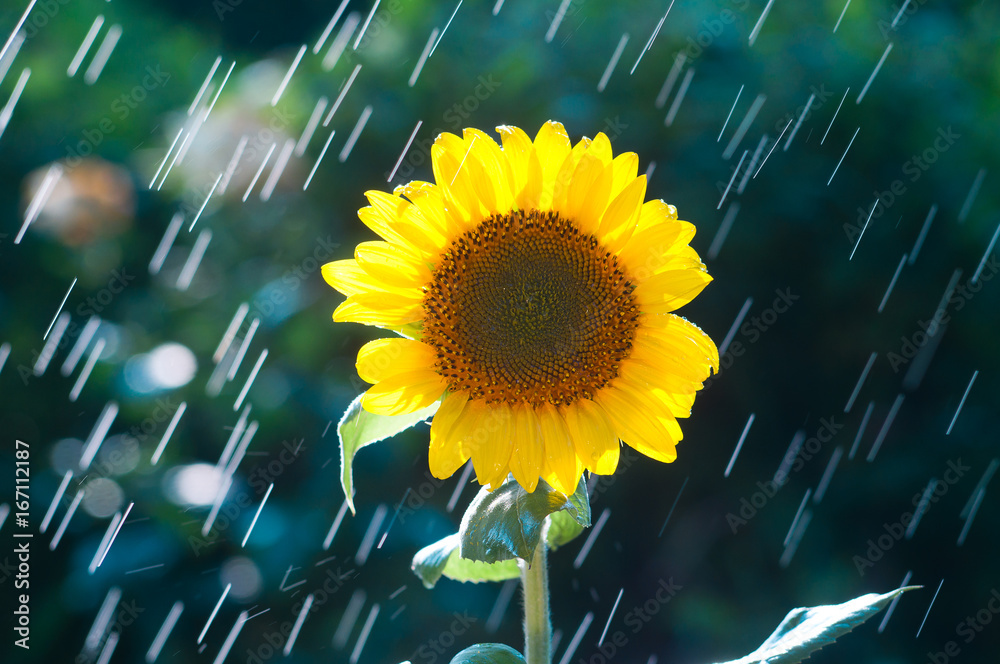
411,534,520,589
712,586,921,664
449,643,526,664
546,477,591,550
338,393,439,513
460,478,585,563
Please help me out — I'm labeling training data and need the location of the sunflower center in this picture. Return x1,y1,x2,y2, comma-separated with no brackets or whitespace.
422,209,640,407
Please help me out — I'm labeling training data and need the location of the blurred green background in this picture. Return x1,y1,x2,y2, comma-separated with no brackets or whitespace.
1,1,998,663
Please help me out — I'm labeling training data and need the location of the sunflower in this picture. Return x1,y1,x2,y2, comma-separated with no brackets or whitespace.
323,121,718,495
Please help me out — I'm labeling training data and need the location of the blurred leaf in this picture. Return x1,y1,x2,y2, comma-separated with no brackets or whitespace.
546,477,591,550
460,478,586,563
449,643,526,664
339,393,439,513
411,533,520,589
712,586,921,664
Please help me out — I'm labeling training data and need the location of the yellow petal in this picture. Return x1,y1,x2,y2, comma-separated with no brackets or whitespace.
509,404,543,493
333,292,423,327
565,153,612,234
643,314,720,372
563,399,620,476
536,403,580,494
550,137,591,215
431,141,485,224
460,401,513,489
609,151,639,200
587,132,613,166
322,259,377,297
497,125,534,205
618,219,698,281
428,392,471,479
355,241,430,288
597,175,647,254
356,338,438,384
532,121,572,210
594,386,678,463
634,198,679,233
465,128,515,213
361,370,447,416
634,269,712,313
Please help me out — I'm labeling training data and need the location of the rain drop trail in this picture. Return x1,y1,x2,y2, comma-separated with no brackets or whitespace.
658,475,689,537
390,605,406,620
333,590,367,649
644,160,656,182
724,413,755,478
630,1,673,75
146,601,184,663
957,168,986,223
778,508,811,568
878,253,908,312
150,402,186,465
971,219,1000,284
748,0,776,46
908,204,937,264
739,135,767,192
0,68,30,144
866,394,904,462
260,139,296,200
378,487,411,549
34,313,70,376
272,45,307,107
40,470,73,533
717,84,744,142
597,33,629,93
573,508,610,569
813,446,843,503
202,475,234,536
84,586,122,653
213,303,249,364
0,342,9,377
69,337,106,402
296,97,329,157
304,129,336,190
323,13,361,71
890,0,913,28
88,511,123,574
217,406,252,471
205,60,236,117
956,487,985,547
198,583,232,644
241,483,273,547
80,402,119,470
844,352,877,413
388,120,423,182
722,93,765,160
189,56,222,115
323,499,351,550
557,612,594,664
0,504,6,530
783,488,812,546
827,126,859,185
877,570,912,633
324,64,363,127
125,563,165,575
354,0,384,50
429,0,464,58
157,128,196,191
227,317,260,380
849,197,877,260
820,86,849,144
223,420,259,477
215,135,249,195
832,0,851,32
904,477,936,540
61,316,101,376
598,588,625,646
314,0,351,54
49,489,84,550
774,430,805,484
284,594,314,656
389,585,407,600
176,229,213,291
717,151,746,210
0,31,23,87
67,15,105,77
20,163,63,246
349,604,380,664
355,503,388,565
915,578,944,638
243,143,277,201
408,29,438,87
654,53,686,109
189,174,224,231
946,370,978,435
545,0,573,43
927,268,962,336
856,42,892,104
717,296,752,355
83,24,122,85
339,104,373,162
961,459,998,518
663,68,694,127
148,212,184,275
486,579,518,633
492,0,506,15
149,128,185,190
95,501,133,568
233,348,267,411
42,276,76,341
753,118,792,179
212,611,248,664
446,461,475,512
783,92,814,151
450,136,479,186
1,2,35,62
96,629,118,662
848,401,874,460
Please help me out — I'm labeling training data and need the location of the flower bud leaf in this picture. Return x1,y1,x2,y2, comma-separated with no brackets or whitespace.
449,643,526,664
412,533,520,589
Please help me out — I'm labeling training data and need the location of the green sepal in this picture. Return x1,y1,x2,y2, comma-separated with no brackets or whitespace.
411,534,520,589
338,393,439,513
546,477,591,550
449,643,526,664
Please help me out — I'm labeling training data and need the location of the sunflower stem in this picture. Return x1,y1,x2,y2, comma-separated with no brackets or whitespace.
521,523,551,664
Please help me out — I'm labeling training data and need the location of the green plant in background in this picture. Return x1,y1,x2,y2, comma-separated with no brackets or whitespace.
328,121,917,663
